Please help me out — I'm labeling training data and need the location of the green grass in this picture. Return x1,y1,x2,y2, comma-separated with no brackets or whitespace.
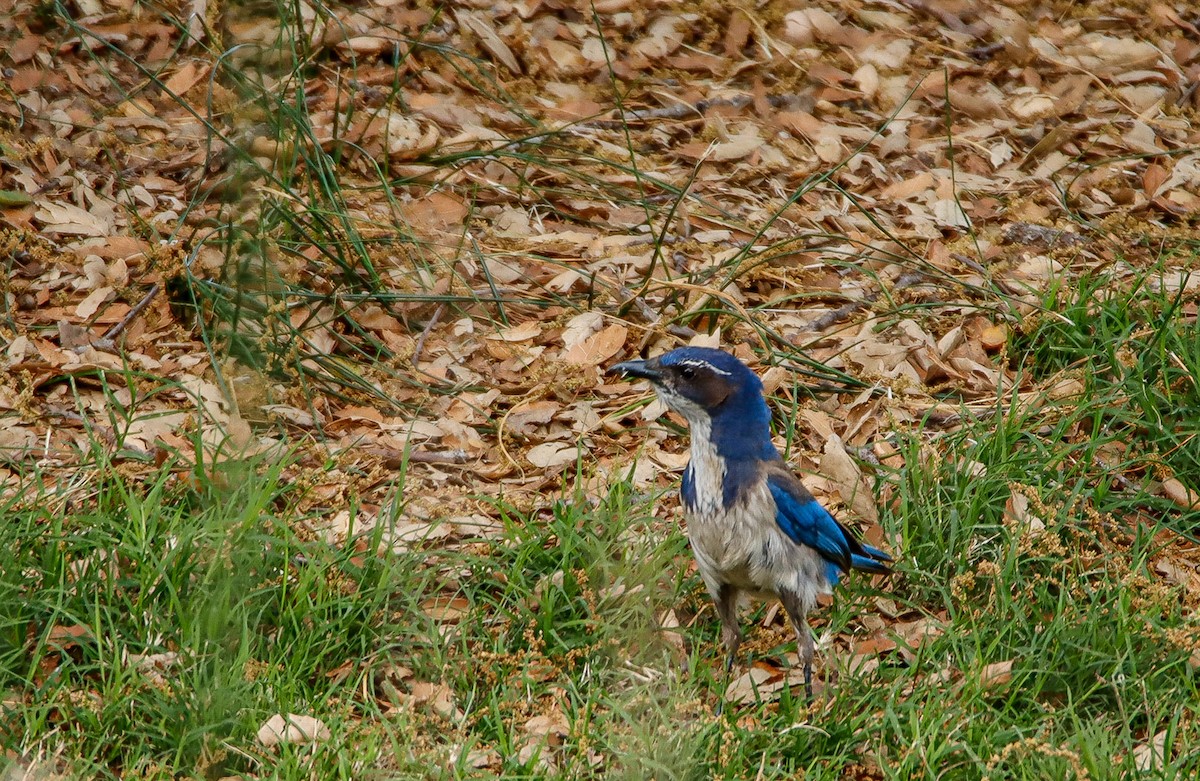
0,452,409,778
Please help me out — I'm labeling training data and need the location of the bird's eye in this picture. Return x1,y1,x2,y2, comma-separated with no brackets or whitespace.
679,366,696,380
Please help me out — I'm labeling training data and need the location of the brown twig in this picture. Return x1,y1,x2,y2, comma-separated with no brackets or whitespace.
583,93,815,129
950,252,1025,297
966,41,1005,61
613,285,696,343
806,298,870,333
406,449,470,464
411,303,445,366
618,286,660,324
376,447,471,469
102,282,162,343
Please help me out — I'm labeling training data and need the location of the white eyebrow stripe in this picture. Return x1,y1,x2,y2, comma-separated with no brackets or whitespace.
674,358,731,376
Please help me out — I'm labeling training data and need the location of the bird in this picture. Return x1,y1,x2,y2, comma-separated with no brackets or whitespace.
608,346,892,701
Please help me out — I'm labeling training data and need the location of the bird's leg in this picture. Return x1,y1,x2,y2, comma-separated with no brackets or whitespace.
715,583,742,667
779,589,815,700
713,584,741,715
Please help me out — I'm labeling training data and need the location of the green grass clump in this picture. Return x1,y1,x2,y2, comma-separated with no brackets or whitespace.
0,455,411,778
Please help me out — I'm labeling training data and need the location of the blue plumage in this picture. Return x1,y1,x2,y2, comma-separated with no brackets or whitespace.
767,473,892,576
769,480,855,569
680,462,695,509
608,346,893,702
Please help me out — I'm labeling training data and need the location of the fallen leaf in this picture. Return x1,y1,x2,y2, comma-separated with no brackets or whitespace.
527,442,578,469
263,404,324,427
1159,477,1200,510
487,321,541,342
524,712,569,743
1132,729,1169,772
1005,490,1046,531
256,714,330,747
421,595,470,622
819,435,878,523
979,660,1013,690
456,10,521,74
47,624,92,650
979,324,1007,352
561,312,604,348
891,617,945,650
75,286,113,319
724,666,774,705
560,323,627,365
35,200,111,236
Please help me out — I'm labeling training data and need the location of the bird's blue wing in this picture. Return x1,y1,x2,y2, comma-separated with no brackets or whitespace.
767,473,853,571
767,469,892,576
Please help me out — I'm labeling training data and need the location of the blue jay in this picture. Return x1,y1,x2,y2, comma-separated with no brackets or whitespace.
609,347,891,699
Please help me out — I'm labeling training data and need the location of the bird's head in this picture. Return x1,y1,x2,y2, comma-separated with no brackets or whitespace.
607,347,766,425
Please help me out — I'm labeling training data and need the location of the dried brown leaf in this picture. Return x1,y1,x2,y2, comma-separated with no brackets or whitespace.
561,324,627,365
455,10,521,74
978,660,1013,690
1133,729,1170,772
526,442,578,469
1159,477,1200,510
256,714,330,747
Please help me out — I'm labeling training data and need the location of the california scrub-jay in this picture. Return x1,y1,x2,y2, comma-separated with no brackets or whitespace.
609,347,892,699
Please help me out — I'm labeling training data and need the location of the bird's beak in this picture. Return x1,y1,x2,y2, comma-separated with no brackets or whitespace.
607,359,662,382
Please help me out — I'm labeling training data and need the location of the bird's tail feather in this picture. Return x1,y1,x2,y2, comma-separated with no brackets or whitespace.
861,543,892,563
850,545,892,574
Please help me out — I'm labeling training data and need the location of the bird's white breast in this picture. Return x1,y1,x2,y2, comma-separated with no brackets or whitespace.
684,433,829,611
685,418,725,518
